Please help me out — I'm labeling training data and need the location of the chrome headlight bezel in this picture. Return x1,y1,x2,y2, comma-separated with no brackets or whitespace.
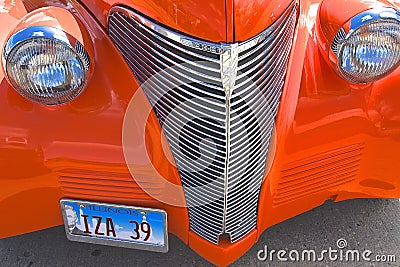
331,7,400,84
2,26,91,105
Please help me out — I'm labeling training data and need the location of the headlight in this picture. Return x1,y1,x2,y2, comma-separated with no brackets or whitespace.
332,8,400,84
2,26,91,105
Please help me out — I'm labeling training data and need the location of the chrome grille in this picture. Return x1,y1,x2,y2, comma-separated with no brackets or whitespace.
331,28,346,56
108,2,298,244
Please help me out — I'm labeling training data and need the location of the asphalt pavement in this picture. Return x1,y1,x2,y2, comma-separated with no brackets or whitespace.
1,198,400,266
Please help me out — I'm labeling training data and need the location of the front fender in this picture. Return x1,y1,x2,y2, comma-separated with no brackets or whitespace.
0,0,188,242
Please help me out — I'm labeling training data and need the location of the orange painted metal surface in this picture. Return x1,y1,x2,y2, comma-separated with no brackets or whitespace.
233,0,294,41
0,0,189,244
80,0,228,42
1,0,400,266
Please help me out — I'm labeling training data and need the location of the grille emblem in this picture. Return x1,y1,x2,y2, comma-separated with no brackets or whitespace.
181,38,223,54
221,44,239,98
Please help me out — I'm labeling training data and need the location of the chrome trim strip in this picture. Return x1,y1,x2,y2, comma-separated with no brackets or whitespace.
348,7,400,35
220,43,238,234
4,26,71,58
3,26,90,70
331,7,400,57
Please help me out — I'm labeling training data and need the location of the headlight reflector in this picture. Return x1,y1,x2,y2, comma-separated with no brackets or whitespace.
333,8,400,84
3,26,90,105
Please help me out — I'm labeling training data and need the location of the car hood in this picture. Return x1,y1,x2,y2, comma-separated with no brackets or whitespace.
234,0,294,41
81,0,227,42
81,0,294,43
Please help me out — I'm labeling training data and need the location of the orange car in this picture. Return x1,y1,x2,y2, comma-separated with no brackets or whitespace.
1,0,400,265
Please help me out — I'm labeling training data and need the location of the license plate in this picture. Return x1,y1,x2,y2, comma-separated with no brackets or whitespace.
60,199,168,252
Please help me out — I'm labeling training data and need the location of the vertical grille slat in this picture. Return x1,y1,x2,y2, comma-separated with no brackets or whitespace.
108,2,298,244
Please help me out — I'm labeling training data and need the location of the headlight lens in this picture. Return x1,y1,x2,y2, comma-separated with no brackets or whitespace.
334,8,400,84
338,20,400,83
3,26,90,105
